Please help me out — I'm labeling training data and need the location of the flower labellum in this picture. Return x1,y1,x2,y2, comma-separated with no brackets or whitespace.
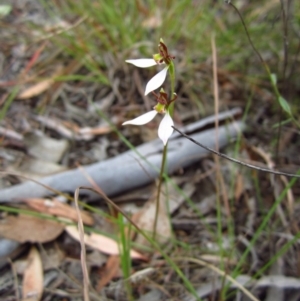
158,112,174,145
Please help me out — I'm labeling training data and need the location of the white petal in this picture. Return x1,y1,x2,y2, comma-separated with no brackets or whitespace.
158,113,174,145
126,59,157,68
145,66,168,96
122,110,158,126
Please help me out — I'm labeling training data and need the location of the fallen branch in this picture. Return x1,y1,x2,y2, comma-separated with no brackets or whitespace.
0,108,243,202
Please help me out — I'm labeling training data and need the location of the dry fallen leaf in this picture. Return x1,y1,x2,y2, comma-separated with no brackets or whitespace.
96,255,120,291
78,126,112,136
65,226,147,260
34,115,112,141
131,181,194,246
22,246,43,301
133,198,171,246
0,214,64,243
23,198,94,226
18,79,54,99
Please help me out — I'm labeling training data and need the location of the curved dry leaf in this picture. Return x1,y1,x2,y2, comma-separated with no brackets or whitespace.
22,246,43,301
133,196,171,246
79,126,112,135
23,198,94,226
18,79,54,99
0,214,64,243
65,226,147,260
96,255,120,291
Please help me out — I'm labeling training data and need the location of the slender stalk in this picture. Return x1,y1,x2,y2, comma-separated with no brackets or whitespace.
152,144,168,239
168,62,176,115
229,2,299,128
152,60,176,240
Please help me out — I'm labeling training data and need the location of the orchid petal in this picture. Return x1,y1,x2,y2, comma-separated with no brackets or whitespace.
158,112,174,145
122,110,158,126
126,59,157,68
145,66,169,96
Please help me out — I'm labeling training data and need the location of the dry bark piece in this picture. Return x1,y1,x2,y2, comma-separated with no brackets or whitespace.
0,214,64,243
22,246,43,301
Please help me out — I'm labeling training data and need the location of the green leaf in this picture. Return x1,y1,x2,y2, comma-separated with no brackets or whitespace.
278,96,292,116
270,73,277,85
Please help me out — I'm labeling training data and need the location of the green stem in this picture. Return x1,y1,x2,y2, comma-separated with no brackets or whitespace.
152,61,176,240
152,144,168,240
168,62,176,115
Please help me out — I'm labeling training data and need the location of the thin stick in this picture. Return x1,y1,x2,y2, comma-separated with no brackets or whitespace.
227,2,266,68
172,125,300,179
74,188,90,301
211,34,231,218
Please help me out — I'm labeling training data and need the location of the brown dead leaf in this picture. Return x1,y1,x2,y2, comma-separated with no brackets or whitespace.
34,115,111,141
0,214,64,243
131,181,192,247
22,246,43,301
96,255,120,291
65,226,147,260
235,173,244,201
18,79,54,99
133,197,171,246
79,126,112,136
23,198,94,226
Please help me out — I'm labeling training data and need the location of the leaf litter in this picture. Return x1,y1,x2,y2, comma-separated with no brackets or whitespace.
0,1,300,300
22,246,43,301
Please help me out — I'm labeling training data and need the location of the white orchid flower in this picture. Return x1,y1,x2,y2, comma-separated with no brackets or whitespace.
126,59,169,96
122,109,174,145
